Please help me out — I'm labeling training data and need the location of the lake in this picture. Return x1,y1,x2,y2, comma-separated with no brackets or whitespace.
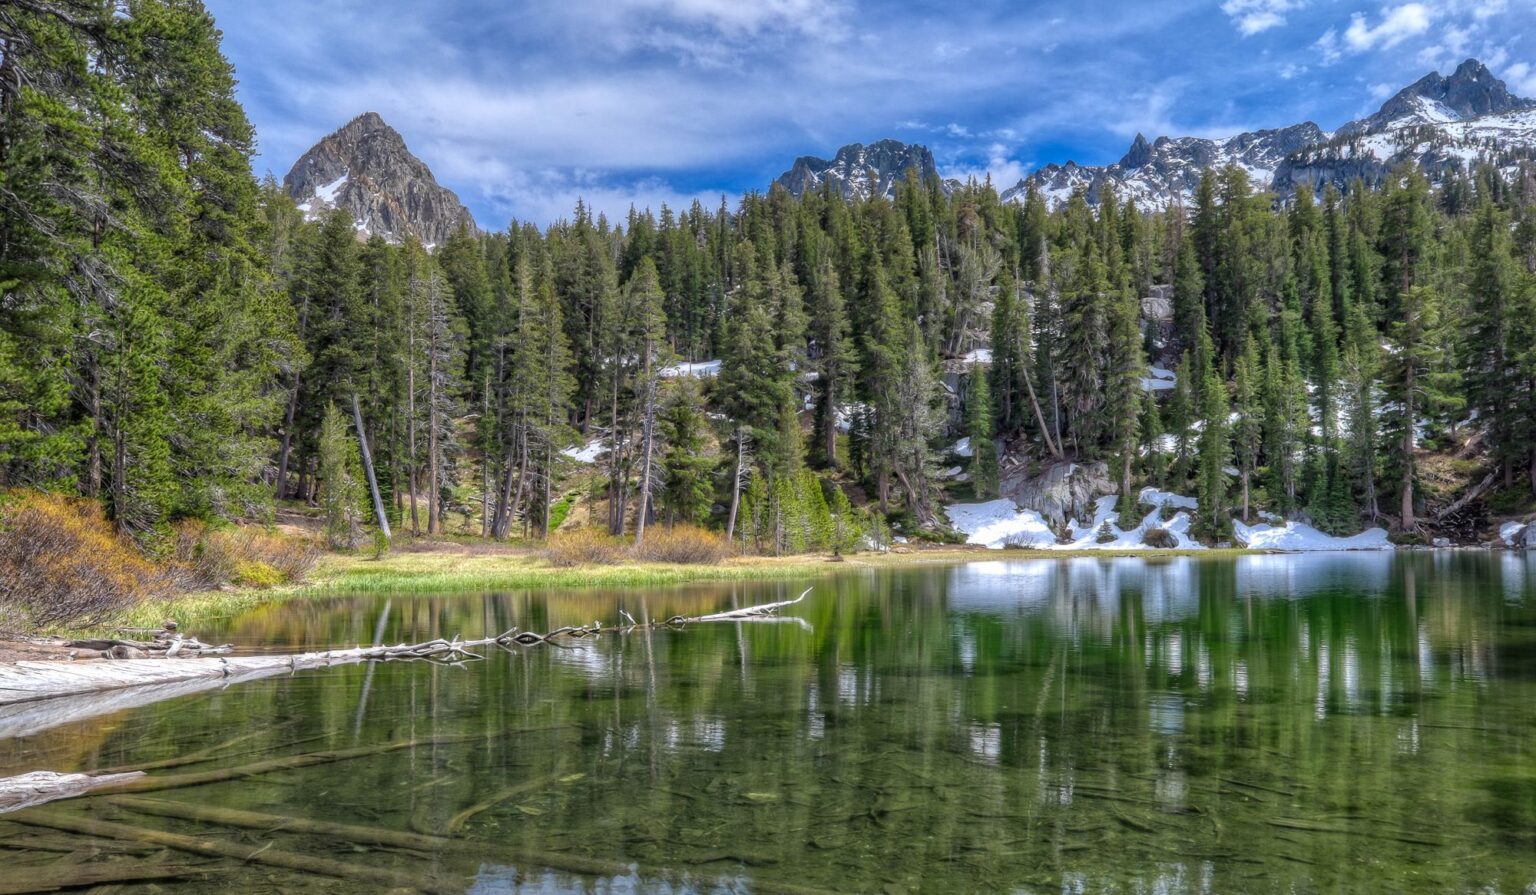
5,553,1536,893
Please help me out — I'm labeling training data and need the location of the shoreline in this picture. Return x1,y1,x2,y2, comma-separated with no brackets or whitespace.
11,540,1491,665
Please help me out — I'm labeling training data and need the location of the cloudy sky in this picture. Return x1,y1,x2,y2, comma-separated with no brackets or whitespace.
205,0,1536,228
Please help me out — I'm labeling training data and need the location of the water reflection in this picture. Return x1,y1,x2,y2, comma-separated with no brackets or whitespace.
3,554,1536,894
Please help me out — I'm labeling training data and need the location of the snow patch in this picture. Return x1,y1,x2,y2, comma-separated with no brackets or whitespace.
952,437,973,458
660,359,721,378
315,173,348,204
561,439,606,464
949,486,1393,553
947,490,1202,551
1233,520,1392,552
1501,521,1527,546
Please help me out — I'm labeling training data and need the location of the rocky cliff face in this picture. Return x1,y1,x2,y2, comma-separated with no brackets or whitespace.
776,140,945,200
283,112,478,246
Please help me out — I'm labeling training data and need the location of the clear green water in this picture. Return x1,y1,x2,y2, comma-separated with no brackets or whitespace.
5,553,1536,893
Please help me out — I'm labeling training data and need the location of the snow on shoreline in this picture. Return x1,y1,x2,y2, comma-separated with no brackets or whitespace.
1232,520,1391,552
947,487,1394,553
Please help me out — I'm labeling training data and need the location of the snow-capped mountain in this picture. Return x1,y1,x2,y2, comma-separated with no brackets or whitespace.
996,58,1536,209
776,140,945,200
1001,123,1326,209
283,112,478,246
1338,58,1534,137
1274,61,1536,195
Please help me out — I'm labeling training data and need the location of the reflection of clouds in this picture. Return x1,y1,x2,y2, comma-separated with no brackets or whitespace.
1501,552,1536,601
969,723,1001,763
1148,695,1183,735
950,555,1414,635
1234,552,1393,599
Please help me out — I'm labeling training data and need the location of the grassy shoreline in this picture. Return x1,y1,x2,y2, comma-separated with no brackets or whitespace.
101,544,1257,633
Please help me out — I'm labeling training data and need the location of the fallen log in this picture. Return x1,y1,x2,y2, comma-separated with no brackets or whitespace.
691,588,811,623
10,809,456,894
0,771,145,813
1436,468,1500,521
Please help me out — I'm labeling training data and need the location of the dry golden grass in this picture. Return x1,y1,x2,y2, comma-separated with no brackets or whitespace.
631,524,731,564
0,490,166,632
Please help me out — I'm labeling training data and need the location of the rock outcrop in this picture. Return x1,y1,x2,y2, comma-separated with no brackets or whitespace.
999,461,1116,529
283,112,477,246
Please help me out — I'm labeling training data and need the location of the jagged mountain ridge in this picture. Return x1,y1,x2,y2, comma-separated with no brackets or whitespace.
775,139,945,200
775,59,1536,211
283,112,478,246
1002,58,1536,208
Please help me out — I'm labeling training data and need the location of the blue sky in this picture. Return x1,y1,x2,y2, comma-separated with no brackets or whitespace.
205,0,1536,228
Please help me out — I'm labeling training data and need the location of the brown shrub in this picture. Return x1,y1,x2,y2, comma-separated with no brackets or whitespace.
0,491,167,632
544,528,626,567
631,524,730,565
233,529,320,583
171,522,319,590
1143,528,1178,549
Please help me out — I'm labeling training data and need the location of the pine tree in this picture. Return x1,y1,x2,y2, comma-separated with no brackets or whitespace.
659,379,714,526
965,363,998,498
1194,326,1230,539
1233,335,1262,522
1382,284,1462,530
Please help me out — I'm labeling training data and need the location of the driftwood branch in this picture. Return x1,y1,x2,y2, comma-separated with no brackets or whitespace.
0,590,816,739
1436,467,1499,521
0,770,144,813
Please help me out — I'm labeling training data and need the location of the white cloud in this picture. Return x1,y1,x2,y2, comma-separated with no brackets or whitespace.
1343,4,1433,53
621,0,843,36
1221,0,1306,36
947,143,1030,189
1505,62,1536,97
477,167,727,229
1316,27,1342,63
1279,62,1309,79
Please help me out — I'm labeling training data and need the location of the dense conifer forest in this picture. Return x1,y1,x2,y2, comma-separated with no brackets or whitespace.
6,1,1536,553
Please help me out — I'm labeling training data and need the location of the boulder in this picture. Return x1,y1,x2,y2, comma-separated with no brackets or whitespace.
1141,285,1174,322
999,460,1115,529
1518,525,1536,549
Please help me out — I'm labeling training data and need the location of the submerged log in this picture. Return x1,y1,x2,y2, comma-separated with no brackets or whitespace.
83,736,482,799
11,809,456,894
112,796,450,851
111,796,839,895
0,861,213,894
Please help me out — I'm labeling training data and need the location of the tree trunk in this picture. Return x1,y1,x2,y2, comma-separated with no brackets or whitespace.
427,347,441,536
726,427,746,542
634,350,659,547
1021,363,1061,459
1401,361,1416,531
274,385,300,500
823,372,838,468
351,394,391,541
